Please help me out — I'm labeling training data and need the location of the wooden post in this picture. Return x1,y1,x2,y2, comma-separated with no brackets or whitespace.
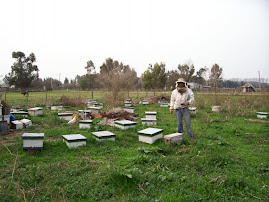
46,90,48,104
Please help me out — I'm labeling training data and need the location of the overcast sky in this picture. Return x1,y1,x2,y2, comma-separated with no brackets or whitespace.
0,0,268,82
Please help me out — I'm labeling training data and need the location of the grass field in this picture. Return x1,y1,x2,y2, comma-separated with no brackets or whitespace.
0,91,268,201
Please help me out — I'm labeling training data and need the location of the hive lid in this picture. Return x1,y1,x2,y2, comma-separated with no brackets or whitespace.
141,118,157,121
62,134,87,141
123,106,135,109
79,120,93,123
11,111,28,114
138,128,163,136
189,107,197,110
28,107,43,110
145,111,157,115
88,106,102,110
165,133,183,138
92,131,115,138
58,113,73,116
78,110,91,113
114,120,136,126
20,119,32,123
12,120,23,124
22,133,44,139
256,112,269,115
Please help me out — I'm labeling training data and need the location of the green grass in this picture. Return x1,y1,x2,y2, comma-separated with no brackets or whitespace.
0,91,268,201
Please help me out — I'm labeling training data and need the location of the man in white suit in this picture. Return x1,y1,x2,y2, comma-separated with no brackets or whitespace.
170,78,194,138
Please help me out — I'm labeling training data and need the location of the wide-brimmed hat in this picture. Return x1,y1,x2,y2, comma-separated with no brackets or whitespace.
175,78,187,87
175,78,186,83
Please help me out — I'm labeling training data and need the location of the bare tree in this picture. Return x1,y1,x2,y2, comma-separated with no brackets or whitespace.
100,58,138,105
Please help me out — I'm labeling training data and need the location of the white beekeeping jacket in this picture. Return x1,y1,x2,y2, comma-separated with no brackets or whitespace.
170,88,194,109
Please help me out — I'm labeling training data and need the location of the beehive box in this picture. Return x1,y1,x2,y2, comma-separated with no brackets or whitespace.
51,105,64,111
10,111,29,117
123,106,135,113
141,118,157,126
62,134,87,149
79,120,93,129
78,110,91,119
92,131,115,141
164,133,183,144
212,106,221,113
0,115,11,123
87,99,97,107
20,119,32,128
160,103,169,107
22,133,44,150
114,120,136,130
145,111,157,119
142,100,149,105
189,107,197,114
27,107,43,116
124,101,132,107
88,106,102,114
58,113,73,121
94,103,103,108
256,112,269,119
12,120,24,129
138,128,163,144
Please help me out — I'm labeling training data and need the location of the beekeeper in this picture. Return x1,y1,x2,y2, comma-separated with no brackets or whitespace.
170,78,194,138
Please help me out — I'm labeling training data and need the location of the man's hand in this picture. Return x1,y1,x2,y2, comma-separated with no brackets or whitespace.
170,109,173,114
185,101,189,106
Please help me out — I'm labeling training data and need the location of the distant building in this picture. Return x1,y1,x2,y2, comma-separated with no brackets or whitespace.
0,84,8,91
187,82,203,90
202,86,211,91
241,83,255,92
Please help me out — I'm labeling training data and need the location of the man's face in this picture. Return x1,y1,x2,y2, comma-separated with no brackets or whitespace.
177,82,185,88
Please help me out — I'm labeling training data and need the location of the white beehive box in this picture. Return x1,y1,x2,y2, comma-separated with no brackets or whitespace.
124,101,132,107
12,120,24,129
123,106,135,113
20,119,32,128
160,103,169,107
94,103,103,108
10,111,29,117
22,133,44,150
142,100,149,105
189,107,197,114
145,111,157,119
51,105,64,111
114,120,136,130
141,118,157,125
92,131,115,141
164,133,183,144
88,106,102,114
79,120,93,129
58,113,73,121
27,107,43,116
138,128,163,144
78,110,91,119
256,112,269,119
87,99,97,107
62,134,87,149
0,105,2,115
0,115,11,123
212,106,221,113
